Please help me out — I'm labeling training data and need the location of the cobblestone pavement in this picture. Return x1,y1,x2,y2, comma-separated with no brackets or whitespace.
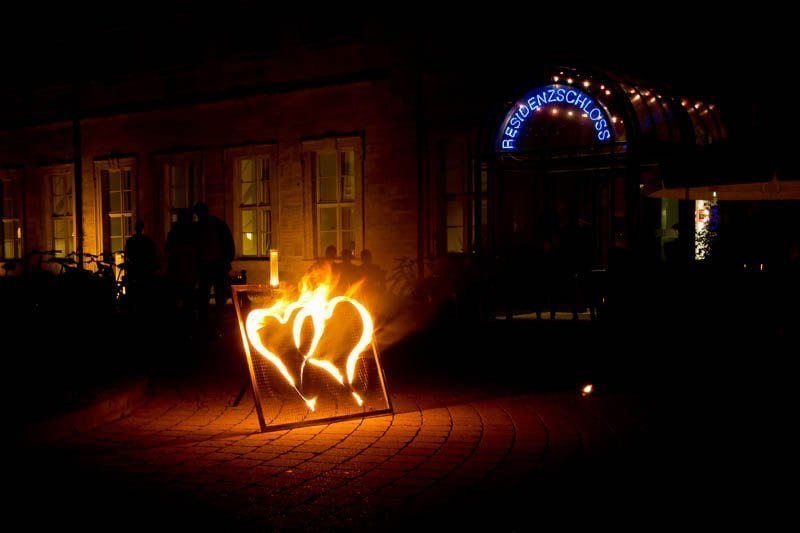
16,368,651,530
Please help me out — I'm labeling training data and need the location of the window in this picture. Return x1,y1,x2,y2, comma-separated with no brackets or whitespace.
162,155,203,225
443,140,471,253
95,158,136,254
302,137,363,259
0,170,23,260
50,171,74,258
239,157,271,257
225,145,277,259
316,150,356,255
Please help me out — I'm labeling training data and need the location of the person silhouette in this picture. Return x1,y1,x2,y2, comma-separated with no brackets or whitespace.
339,248,358,292
124,220,157,313
193,202,235,336
165,208,197,330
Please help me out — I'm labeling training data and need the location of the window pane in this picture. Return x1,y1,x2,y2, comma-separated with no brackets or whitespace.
240,159,255,183
111,237,123,253
4,241,13,259
109,192,121,213
446,199,464,227
110,217,122,237
123,192,133,212
54,239,66,257
65,232,75,256
341,232,355,254
121,170,131,190
341,151,355,176
173,186,187,209
171,165,186,189
109,171,121,192
54,196,66,216
260,210,271,255
319,207,337,232
241,209,257,256
319,177,337,203
241,209,255,233
242,182,256,205
319,231,337,254
242,231,257,256
261,209,271,234
342,173,355,201
258,157,270,181
53,175,64,195
341,207,354,231
54,218,66,238
122,216,133,238
319,153,337,178
260,179,270,205
447,227,464,253
259,158,270,205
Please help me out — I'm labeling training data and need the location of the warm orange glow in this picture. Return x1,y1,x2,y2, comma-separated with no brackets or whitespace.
269,249,279,287
245,264,374,410
582,384,593,395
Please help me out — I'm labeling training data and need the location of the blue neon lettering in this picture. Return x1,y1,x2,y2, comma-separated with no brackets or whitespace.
536,93,548,107
498,84,613,150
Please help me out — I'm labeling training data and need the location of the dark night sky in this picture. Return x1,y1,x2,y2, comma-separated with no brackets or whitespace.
1,3,794,153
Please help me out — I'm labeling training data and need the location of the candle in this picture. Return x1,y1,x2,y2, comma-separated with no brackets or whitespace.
269,249,279,287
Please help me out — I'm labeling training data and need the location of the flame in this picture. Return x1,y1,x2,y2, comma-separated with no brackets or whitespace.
245,263,374,410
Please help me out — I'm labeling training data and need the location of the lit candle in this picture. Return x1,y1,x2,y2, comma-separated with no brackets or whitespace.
269,249,279,287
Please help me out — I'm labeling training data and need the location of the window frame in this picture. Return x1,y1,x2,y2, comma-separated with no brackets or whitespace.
94,157,137,256
41,164,76,258
440,138,473,255
154,151,205,237
302,136,364,259
0,168,24,261
224,144,278,259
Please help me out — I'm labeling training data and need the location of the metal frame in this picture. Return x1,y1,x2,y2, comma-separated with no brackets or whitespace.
232,284,392,433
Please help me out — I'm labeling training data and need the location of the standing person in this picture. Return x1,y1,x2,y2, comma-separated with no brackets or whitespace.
165,208,197,333
193,202,235,336
124,220,157,314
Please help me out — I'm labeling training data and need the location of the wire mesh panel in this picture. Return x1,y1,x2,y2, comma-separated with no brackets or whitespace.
233,284,392,432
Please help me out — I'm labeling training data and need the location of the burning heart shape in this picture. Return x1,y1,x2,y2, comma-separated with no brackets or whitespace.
245,282,374,411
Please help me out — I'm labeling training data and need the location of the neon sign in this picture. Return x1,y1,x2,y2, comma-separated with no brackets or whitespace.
497,84,613,151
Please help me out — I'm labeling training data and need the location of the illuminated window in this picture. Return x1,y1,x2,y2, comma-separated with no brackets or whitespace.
96,158,136,254
0,170,23,260
238,156,272,257
316,150,356,256
225,145,276,259
166,160,203,223
51,172,74,258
